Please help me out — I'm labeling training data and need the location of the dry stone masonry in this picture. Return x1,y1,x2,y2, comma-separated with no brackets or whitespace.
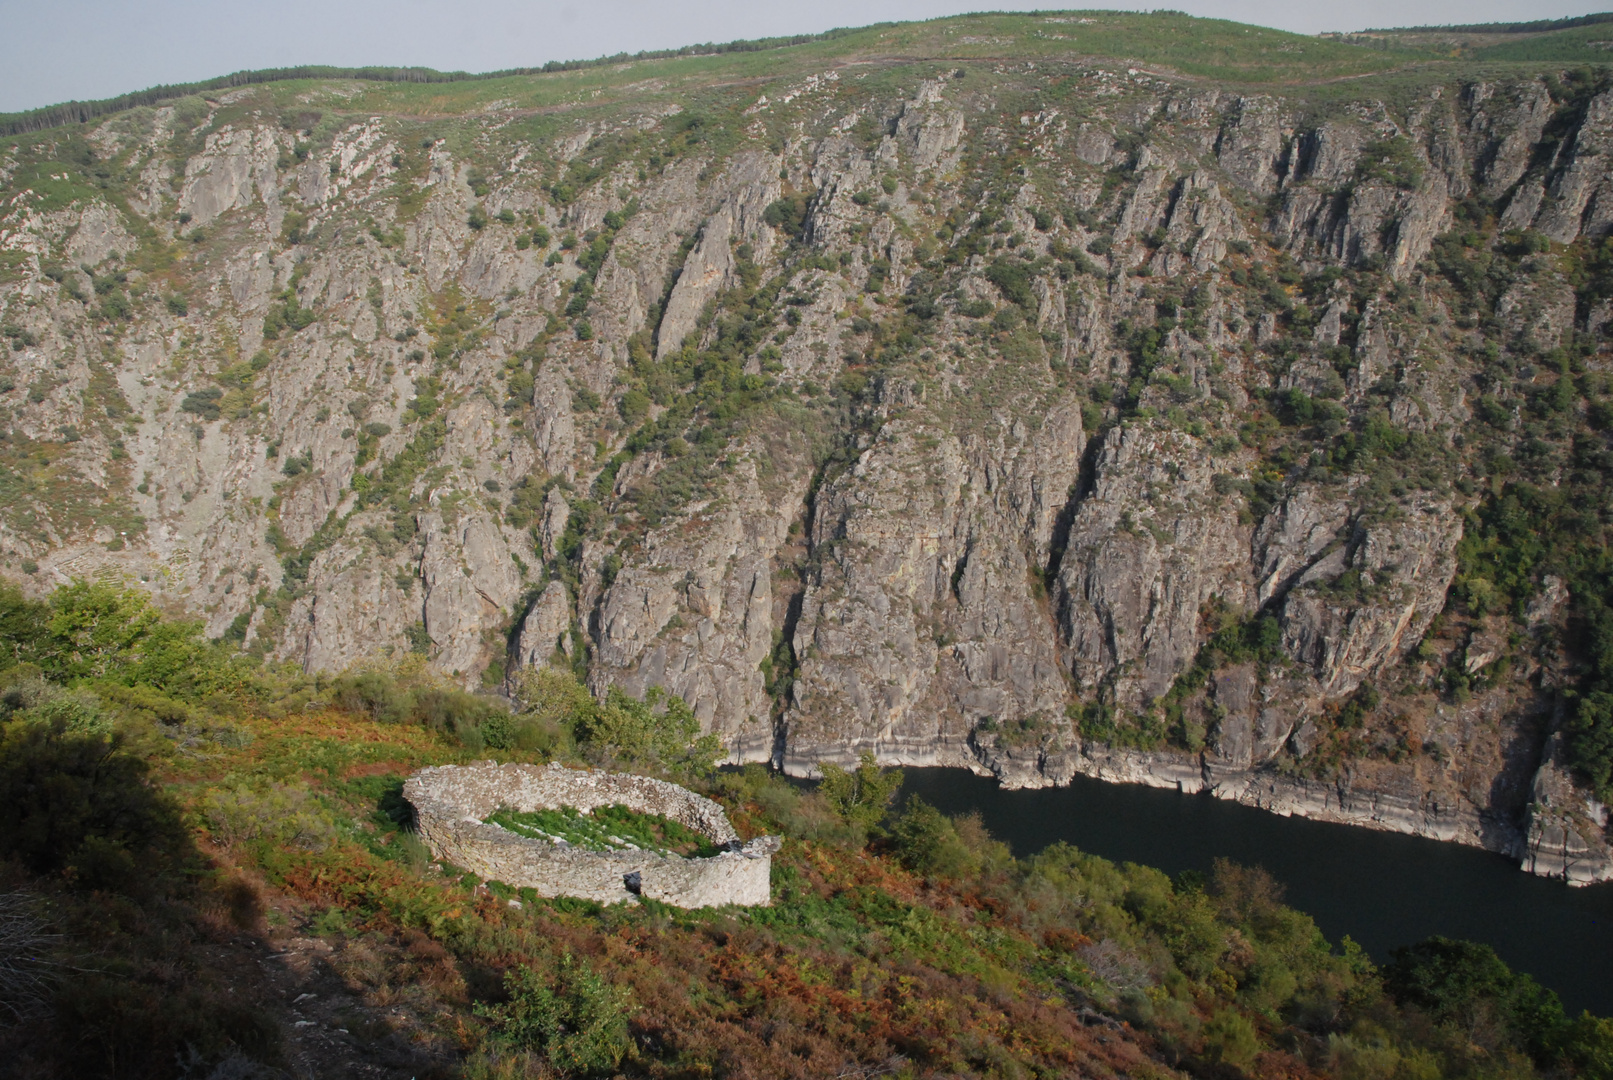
403,762,780,907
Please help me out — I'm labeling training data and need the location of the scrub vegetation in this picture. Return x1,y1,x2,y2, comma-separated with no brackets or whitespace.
0,579,1609,1079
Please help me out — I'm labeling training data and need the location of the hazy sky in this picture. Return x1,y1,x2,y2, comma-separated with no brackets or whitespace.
0,0,1604,113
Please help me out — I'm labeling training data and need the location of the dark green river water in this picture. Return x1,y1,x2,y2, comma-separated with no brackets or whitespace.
897,768,1613,1016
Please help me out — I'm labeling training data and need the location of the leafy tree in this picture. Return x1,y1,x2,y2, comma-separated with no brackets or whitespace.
0,580,227,696
0,584,49,668
891,796,1008,877
1385,937,1564,1058
572,686,721,778
818,750,903,831
1552,1011,1613,1079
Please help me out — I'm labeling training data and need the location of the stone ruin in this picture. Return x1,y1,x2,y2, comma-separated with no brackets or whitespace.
403,761,780,907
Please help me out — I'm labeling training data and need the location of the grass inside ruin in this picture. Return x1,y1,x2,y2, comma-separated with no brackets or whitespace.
485,803,726,857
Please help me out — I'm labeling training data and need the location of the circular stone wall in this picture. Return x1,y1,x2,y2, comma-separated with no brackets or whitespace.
403,762,779,907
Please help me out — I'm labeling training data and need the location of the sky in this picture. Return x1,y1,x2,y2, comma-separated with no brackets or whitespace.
0,0,1606,113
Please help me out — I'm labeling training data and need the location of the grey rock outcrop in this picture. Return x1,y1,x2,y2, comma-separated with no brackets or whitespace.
420,512,523,679
1276,495,1461,695
785,392,1084,771
4,52,1610,885
1524,733,1613,885
591,455,790,761
514,580,573,669
1056,422,1248,707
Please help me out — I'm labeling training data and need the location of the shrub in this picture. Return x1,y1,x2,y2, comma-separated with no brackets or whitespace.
280,211,308,245
1202,1008,1261,1069
476,954,635,1076
985,258,1036,309
197,781,337,853
330,667,410,722
327,664,531,752
891,796,1009,877
180,386,223,421
37,580,219,691
818,750,902,832
0,719,184,890
1552,1011,1613,1078
7,685,110,736
618,388,650,424
1356,137,1423,191
1385,937,1564,1058
762,193,811,239
572,686,721,779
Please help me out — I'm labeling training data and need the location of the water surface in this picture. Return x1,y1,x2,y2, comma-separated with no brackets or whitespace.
897,767,1613,1016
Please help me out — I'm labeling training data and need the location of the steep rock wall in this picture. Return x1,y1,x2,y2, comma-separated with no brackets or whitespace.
2,52,1611,882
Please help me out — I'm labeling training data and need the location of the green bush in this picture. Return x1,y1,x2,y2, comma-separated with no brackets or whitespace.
1355,137,1423,191
281,210,308,245
0,719,184,890
985,258,1036,309
1385,936,1564,1059
6,685,110,736
818,750,902,832
197,781,337,853
476,954,635,1075
0,580,229,697
763,194,811,239
180,386,222,420
1201,1008,1261,1069
1552,1011,1613,1079
572,685,720,779
891,796,1009,878
330,669,505,735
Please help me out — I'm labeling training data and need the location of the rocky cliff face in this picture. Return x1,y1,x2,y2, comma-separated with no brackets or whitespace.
3,19,1612,881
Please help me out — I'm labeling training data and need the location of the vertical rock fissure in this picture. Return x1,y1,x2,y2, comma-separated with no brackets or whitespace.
1045,425,1109,637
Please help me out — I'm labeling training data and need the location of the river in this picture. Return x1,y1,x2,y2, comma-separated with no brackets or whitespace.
896,768,1613,1016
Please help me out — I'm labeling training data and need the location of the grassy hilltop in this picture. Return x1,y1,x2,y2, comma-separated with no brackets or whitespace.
7,7,1613,140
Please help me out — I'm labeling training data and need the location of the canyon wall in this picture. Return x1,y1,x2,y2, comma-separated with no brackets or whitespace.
2,45,1610,879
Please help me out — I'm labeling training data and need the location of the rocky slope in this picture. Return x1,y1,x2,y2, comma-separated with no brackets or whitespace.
2,13,1612,882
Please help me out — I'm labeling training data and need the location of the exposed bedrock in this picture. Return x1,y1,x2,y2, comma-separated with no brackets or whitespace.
5,62,1611,881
